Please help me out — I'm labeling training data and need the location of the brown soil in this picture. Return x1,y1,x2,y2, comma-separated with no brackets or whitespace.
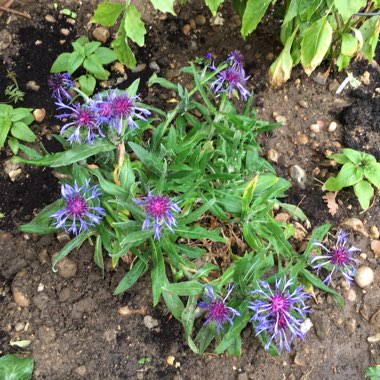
0,1,380,379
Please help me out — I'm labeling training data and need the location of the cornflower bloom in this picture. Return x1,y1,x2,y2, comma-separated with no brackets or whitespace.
133,193,180,239
210,51,251,101
56,99,104,144
248,278,310,352
93,90,151,135
198,284,241,333
311,229,360,285
48,73,74,100
51,180,105,236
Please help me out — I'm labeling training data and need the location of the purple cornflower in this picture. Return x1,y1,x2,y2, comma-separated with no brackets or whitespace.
133,193,180,239
248,278,310,352
56,99,104,144
51,180,106,236
198,284,241,333
210,54,251,101
311,229,360,285
91,90,151,135
48,73,74,100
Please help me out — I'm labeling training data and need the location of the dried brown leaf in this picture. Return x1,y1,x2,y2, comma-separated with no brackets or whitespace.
322,191,339,216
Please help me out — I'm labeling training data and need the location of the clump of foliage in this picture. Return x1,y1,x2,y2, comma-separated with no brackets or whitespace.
91,0,380,85
50,36,117,96
0,104,35,154
4,71,25,104
324,148,380,210
0,355,34,380
16,51,354,356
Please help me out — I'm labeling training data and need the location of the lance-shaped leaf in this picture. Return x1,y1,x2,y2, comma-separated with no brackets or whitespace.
301,18,333,75
124,4,146,47
241,0,271,38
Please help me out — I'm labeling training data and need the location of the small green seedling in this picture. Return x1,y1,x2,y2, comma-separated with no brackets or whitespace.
365,365,380,380
323,148,380,210
138,357,152,365
4,71,25,104
60,8,77,19
50,36,117,96
0,104,36,154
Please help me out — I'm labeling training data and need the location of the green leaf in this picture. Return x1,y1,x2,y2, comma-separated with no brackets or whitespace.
78,75,96,96
150,0,175,15
241,0,271,38
360,16,380,61
269,28,298,87
67,51,84,75
111,21,137,68
242,175,258,216
0,112,12,148
162,290,185,320
328,153,350,164
94,234,104,275
94,47,117,65
128,142,163,175
323,163,362,191
181,198,216,225
10,122,36,143
50,52,71,73
0,355,34,380
8,137,19,154
175,225,226,243
114,252,150,295
83,54,109,80
365,162,380,189
92,2,125,26
334,0,366,23
84,41,102,56
151,241,166,306
365,365,380,379
301,18,333,75
354,180,374,210
205,0,224,15
162,281,204,296
341,33,358,56
10,108,34,123
124,4,146,47
342,148,362,164
12,140,115,167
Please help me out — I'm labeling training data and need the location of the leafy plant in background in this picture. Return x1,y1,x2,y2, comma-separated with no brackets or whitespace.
323,148,380,210
50,36,117,96
0,104,35,154
366,365,380,379
16,52,344,356
4,71,25,104
0,355,34,380
92,0,379,85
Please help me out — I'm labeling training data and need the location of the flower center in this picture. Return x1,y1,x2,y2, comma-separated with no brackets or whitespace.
146,196,170,218
271,294,287,314
277,314,287,330
100,103,112,117
67,196,88,217
225,68,239,84
77,108,95,126
331,248,348,266
112,96,133,118
209,300,228,321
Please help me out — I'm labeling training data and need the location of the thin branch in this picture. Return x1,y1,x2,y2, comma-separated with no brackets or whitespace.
0,5,31,19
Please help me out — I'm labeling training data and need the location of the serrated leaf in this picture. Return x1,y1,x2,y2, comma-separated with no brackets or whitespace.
0,355,34,380
354,180,374,210
124,4,146,47
241,0,271,37
301,18,333,75
92,2,125,26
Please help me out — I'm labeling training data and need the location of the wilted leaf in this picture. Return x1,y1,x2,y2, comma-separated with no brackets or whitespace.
322,191,339,216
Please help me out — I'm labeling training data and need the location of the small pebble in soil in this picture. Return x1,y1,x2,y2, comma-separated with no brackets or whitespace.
0,29,12,50
266,148,279,163
370,309,380,328
131,63,146,73
296,133,309,145
300,318,313,334
149,61,160,72
195,14,206,26
328,121,337,132
360,71,370,85
345,318,357,334
53,255,78,279
298,100,309,108
272,112,287,125
360,304,370,321
346,288,357,302
309,124,321,133
60,28,70,36
354,266,374,288
33,108,46,123
368,333,380,343
45,15,56,23
57,231,71,243
289,165,307,189
371,240,380,257
92,26,109,43
166,356,175,366
189,18,196,30
294,352,306,366
341,218,369,237
15,322,25,332
143,315,160,330
26,80,40,91
370,226,380,240
182,24,191,35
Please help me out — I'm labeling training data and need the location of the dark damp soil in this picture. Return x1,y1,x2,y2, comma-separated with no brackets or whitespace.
0,0,380,379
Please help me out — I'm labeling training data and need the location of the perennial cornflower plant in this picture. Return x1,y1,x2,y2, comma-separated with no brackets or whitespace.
48,72,74,100
311,229,360,285
248,278,310,352
18,49,343,357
